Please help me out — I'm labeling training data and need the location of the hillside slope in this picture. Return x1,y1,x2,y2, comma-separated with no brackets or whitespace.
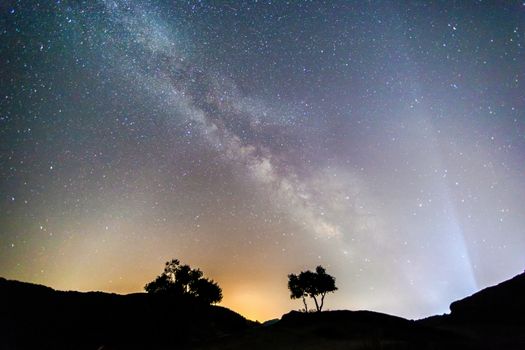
449,272,525,323
0,278,253,350
194,273,525,350
2,273,525,349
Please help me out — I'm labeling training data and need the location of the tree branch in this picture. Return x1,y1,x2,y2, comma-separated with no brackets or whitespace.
302,296,308,312
320,292,326,312
312,295,320,312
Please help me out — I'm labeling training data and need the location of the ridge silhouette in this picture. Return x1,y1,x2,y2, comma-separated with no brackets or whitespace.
1,272,524,349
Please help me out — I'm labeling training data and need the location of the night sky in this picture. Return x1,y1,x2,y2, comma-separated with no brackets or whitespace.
1,1,525,321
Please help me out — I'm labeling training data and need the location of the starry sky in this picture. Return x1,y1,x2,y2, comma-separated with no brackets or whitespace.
1,1,525,321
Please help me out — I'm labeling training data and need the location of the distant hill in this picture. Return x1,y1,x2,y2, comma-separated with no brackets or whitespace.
2,273,525,349
449,272,525,323
192,309,463,350
0,278,254,350
194,273,525,350
418,272,525,350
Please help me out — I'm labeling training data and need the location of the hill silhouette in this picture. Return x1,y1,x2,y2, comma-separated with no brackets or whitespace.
2,273,524,349
0,278,253,350
449,272,525,323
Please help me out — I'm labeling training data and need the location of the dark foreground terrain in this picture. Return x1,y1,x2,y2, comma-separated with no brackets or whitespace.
0,278,253,350
1,273,524,349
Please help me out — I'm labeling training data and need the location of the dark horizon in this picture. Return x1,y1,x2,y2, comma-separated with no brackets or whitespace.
2,268,525,322
3,270,525,350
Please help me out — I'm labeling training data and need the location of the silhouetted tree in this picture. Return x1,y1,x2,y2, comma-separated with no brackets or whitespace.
192,278,223,304
145,259,223,304
288,273,309,312
144,273,172,294
287,265,337,312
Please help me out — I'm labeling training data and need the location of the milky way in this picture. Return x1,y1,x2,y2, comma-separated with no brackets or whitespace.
1,1,524,321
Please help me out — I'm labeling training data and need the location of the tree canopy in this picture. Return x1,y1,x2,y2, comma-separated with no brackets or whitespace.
145,259,222,305
287,265,337,312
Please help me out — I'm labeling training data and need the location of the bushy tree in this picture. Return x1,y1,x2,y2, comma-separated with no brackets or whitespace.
145,259,222,304
288,273,309,312
144,273,172,294
191,277,223,305
287,265,337,312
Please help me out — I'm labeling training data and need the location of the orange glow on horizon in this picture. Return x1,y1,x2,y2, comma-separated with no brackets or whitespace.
220,283,293,322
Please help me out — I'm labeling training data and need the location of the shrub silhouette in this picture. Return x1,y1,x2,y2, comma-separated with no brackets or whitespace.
288,265,337,312
145,259,222,304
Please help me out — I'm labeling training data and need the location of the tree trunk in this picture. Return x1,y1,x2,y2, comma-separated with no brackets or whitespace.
312,295,320,312
302,297,308,312
319,293,325,312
